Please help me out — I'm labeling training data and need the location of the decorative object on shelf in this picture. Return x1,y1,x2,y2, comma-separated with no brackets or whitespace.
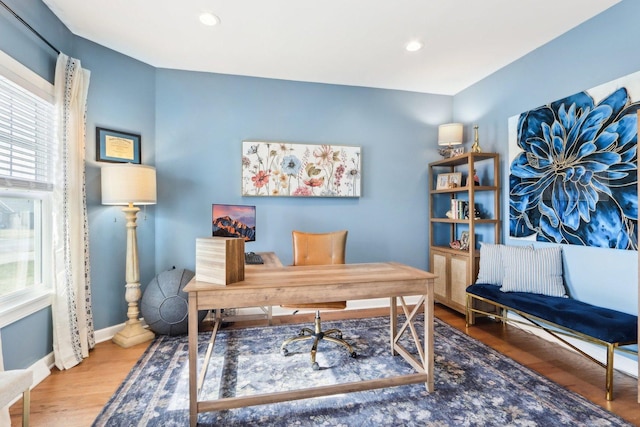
242,141,361,197
101,163,157,348
436,172,462,190
465,205,481,220
96,127,141,164
449,234,470,251
508,70,640,250
437,123,463,157
460,231,470,250
471,124,482,153
473,169,480,185
449,147,465,157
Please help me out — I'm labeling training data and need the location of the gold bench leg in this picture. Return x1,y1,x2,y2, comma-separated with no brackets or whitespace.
22,388,30,427
606,343,614,401
465,294,473,326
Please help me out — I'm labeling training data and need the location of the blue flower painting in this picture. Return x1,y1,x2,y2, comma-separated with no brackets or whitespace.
509,77,640,250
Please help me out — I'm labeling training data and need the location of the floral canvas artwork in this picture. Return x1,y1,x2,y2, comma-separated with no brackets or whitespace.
508,71,640,250
242,141,361,197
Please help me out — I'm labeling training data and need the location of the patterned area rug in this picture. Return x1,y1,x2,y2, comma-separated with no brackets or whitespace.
93,316,632,426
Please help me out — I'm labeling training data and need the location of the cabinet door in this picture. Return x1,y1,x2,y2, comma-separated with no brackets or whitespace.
431,251,448,301
450,254,470,308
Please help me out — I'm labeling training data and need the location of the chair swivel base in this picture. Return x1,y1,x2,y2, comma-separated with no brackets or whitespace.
280,311,357,370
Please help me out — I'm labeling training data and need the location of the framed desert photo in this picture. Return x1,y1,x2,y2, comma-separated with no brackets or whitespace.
96,127,141,164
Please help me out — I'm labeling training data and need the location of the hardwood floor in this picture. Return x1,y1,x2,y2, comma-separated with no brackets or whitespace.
10,304,639,426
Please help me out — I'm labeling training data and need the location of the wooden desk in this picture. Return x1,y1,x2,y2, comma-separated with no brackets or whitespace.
209,252,283,324
185,255,435,426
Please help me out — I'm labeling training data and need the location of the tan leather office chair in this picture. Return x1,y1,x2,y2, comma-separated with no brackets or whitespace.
280,230,357,370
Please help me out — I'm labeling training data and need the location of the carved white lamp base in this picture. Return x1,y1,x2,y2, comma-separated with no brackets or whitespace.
112,205,155,348
112,317,155,348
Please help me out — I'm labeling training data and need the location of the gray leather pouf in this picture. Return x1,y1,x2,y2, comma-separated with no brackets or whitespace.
141,268,206,336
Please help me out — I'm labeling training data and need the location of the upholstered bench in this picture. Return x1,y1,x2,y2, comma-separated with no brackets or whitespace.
0,369,32,426
464,243,638,401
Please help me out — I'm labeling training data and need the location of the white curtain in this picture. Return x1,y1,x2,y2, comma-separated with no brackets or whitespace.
51,53,95,370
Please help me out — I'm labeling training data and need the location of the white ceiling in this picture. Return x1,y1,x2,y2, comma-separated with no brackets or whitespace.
43,0,620,95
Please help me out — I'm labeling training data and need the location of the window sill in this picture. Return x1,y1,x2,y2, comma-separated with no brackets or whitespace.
0,288,52,328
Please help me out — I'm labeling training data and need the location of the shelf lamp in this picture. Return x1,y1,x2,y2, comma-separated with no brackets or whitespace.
437,123,463,157
101,163,157,348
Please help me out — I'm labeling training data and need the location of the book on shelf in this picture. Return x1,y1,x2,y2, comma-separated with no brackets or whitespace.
450,199,469,220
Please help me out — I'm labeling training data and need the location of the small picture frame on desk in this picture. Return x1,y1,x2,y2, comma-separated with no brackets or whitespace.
96,127,141,164
436,172,462,190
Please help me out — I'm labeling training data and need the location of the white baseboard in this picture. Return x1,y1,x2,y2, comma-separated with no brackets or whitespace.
94,323,126,344
233,296,422,317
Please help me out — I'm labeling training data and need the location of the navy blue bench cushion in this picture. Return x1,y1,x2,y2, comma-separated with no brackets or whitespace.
467,283,638,344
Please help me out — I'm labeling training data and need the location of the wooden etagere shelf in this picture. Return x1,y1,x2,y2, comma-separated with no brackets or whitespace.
428,152,501,313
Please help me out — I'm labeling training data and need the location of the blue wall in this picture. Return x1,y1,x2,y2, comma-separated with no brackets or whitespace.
2,0,639,370
453,0,639,315
75,37,157,329
154,69,450,272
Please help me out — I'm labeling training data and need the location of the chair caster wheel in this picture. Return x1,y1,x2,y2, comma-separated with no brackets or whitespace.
281,348,289,356
312,362,320,370
349,352,357,358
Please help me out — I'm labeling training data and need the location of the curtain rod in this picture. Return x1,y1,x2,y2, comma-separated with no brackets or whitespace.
0,0,61,55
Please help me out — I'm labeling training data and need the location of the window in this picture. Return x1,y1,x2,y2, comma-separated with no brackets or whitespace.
0,50,54,327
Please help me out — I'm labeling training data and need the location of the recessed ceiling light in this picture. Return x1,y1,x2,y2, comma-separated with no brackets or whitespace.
199,12,220,26
405,41,423,52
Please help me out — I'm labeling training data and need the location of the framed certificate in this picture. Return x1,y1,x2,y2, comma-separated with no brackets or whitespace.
96,127,141,164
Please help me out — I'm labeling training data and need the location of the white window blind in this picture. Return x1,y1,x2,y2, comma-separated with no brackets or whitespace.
0,50,54,325
0,73,54,191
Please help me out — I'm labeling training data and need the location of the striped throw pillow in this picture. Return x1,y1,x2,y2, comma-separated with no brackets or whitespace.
476,243,532,286
500,246,566,297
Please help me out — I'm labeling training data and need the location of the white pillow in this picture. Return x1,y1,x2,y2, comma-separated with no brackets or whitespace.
476,243,532,286
500,246,566,297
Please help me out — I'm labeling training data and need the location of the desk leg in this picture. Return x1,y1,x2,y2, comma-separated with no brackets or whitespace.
188,293,198,427
389,297,398,356
425,286,434,392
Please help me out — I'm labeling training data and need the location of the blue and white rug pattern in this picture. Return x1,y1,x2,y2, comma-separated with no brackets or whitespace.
93,316,633,426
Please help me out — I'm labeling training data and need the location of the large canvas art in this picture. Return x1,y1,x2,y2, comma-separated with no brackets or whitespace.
508,71,640,250
241,141,361,197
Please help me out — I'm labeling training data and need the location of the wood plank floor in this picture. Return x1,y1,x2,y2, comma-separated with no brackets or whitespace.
10,304,640,426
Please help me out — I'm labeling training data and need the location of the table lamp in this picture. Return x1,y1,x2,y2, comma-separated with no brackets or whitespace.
437,123,463,157
101,163,156,348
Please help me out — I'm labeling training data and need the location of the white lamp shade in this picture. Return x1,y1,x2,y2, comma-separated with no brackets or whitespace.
101,164,157,205
438,123,463,146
